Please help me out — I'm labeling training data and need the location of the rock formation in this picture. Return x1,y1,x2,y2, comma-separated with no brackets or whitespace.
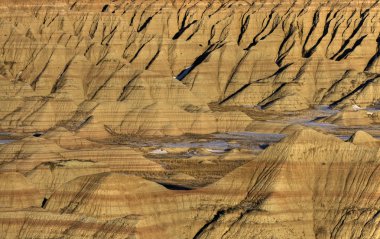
0,172,42,209
0,128,380,238
320,109,380,126
0,129,165,199
0,0,379,136
348,130,380,147
1,0,380,238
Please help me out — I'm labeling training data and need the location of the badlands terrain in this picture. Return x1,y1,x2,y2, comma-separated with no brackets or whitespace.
0,0,380,238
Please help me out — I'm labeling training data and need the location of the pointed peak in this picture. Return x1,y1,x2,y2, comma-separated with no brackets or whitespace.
348,130,379,147
281,127,340,145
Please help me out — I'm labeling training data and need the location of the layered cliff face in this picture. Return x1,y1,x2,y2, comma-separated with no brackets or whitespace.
1,1,380,238
0,0,379,136
1,128,380,238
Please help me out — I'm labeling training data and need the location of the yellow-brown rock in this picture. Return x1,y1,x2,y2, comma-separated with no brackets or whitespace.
0,172,42,209
42,127,101,150
0,130,164,174
45,173,169,218
1,0,380,238
348,130,380,148
320,110,380,126
190,128,380,238
26,160,111,198
1,127,380,238
0,0,379,135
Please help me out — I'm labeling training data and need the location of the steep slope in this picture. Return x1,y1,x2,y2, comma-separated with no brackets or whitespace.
348,130,380,147
45,173,170,218
1,0,380,238
0,127,165,198
1,127,380,238
0,0,379,135
189,128,380,239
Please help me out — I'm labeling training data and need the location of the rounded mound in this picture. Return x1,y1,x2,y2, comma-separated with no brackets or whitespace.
45,173,169,218
348,130,380,147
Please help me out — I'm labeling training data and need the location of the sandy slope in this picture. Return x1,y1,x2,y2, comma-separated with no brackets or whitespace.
0,0,379,136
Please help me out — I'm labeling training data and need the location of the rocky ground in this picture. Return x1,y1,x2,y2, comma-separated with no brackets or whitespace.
1,0,380,238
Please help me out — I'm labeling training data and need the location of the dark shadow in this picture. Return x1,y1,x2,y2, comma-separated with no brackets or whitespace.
158,183,192,191
102,4,109,12
312,116,327,121
259,144,269,149
41,197,48,208
33,132,43,137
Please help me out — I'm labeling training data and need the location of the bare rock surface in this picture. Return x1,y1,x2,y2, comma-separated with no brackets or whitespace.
0,127,380,238
1,1,380,238
0,0,379,136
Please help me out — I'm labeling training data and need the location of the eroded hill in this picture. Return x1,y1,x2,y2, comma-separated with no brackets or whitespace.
1,1,380,238
0,0,380,136
1,127,380,238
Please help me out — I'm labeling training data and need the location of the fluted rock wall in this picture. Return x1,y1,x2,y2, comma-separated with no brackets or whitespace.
1,128,380,238
1,1,380,238
0,0,379,135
